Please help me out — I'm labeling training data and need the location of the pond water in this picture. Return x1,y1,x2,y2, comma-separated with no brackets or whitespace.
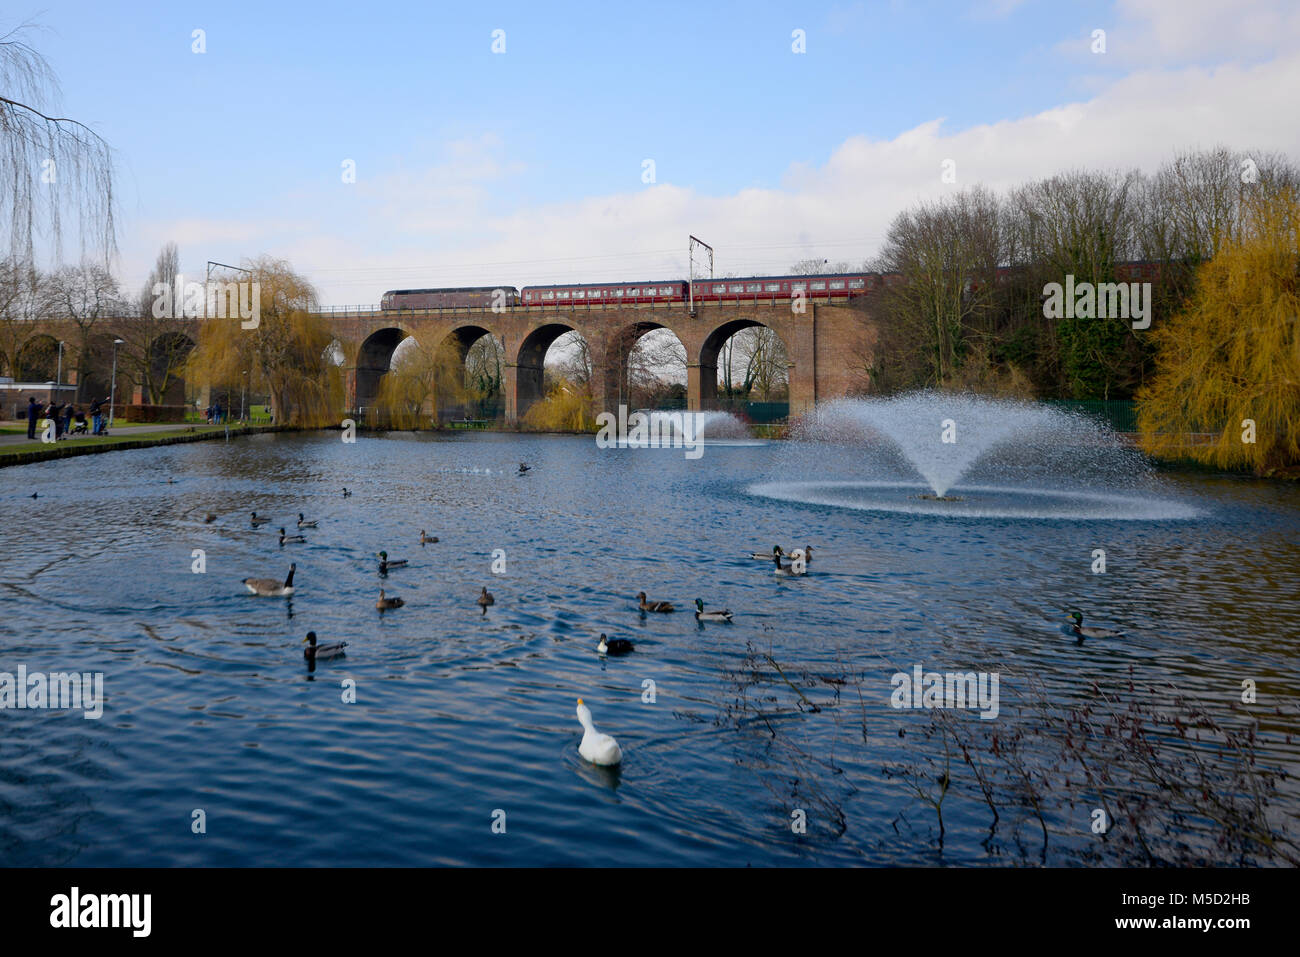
1,430,1297,866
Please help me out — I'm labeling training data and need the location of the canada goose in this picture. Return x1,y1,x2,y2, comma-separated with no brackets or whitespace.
597,633,634,655
478,587,495,608
576,698,622,766
694,598,734,622
420,530,439,545
250,512,271,526
296,513,317,528
302,631,347,660
376,589,404,610
279,527,306,545
773,552,806,577
342,487,352,497
637,591,674,613
242,563,296,597
1066,610,1125,643
751,544,784,560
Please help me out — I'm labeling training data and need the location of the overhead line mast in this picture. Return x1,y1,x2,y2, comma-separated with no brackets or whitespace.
688,235,714,317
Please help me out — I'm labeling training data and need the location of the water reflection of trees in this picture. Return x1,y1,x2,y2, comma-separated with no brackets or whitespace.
720,634,1299,865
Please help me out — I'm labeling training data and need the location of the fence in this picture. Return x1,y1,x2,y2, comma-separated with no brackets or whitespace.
1043,399,1138,433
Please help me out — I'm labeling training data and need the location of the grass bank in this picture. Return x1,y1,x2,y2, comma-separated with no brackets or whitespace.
0,424,287,468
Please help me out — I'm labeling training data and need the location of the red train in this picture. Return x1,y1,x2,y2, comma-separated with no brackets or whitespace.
380,273,876,311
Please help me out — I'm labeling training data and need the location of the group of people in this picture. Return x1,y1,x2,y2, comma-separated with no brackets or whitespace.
25,395,110,440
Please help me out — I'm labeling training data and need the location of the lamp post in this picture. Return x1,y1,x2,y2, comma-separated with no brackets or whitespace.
240,370,247,424
108,338,124,430
57,341,64,387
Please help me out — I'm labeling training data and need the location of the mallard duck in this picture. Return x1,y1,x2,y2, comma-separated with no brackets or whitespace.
751,544,784,560
203,513,217,523
576,698,622,766
637,591,674,613
694,598,733,622
302,630,346,660
518,462,531,474
279,527,306,545
597,633,634,655
378,551,408,574
250,511,271,526
242,563,296,597
420,530,439,545
296,513,317,529
1066,610,1125,643
477,587,495,608
376,589,404,610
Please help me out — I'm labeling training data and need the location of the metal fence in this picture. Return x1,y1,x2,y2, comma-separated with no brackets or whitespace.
1043,399,1138,433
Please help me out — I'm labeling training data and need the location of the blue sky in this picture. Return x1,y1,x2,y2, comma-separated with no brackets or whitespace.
18,0,1300,302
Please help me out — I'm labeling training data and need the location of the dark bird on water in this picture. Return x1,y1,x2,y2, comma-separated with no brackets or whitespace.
597,633,634,655
302,631,347,661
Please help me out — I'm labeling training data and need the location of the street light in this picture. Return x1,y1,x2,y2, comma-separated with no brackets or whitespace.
108,338,124,430
57,340,64,387
240,370,248,424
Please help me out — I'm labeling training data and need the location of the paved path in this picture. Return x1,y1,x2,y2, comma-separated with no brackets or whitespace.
0,421,204,447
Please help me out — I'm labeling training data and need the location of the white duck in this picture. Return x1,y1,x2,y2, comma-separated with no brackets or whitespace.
575,698,622,766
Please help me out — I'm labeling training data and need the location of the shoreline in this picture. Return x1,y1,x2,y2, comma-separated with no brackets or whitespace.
0,424,288,468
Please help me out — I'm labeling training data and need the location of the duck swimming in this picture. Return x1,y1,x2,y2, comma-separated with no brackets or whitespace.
342,487,352,497
1066,610,1125,643
478,587,495,608
376,589,404,610
637,591,674,613
279,527,307,545
694,599,734,622
250,511,271,526
751,544,784,560
518,462,531,474
302,631,346,660
296,513,317,529
597,633,634,655
378,551,408,574
773,552,806,577
242,563,296,597
420,530,439,545
576,698,622,766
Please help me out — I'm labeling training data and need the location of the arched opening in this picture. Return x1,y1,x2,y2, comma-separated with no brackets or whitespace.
607,322,687,411
441,325,505,422
15,334,60,382
147,332,196,407
354,326,409,414
700,320,790,418
515,323,594,426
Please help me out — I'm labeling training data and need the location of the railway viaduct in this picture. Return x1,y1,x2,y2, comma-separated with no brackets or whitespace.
2,296,878,421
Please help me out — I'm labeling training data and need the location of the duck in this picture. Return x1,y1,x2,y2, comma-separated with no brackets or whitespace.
694,598,734,622
637,591,674,613
279,527,307,545
296,513,317,529
377,551,408,574
597,633,634,655
250,511,271,526
203,513,217,524
302,631,346,661
1066,610,1125,643
242,563,296,597
518,462,532,474
342,487,352,497
751,544,784,560
478,587,495,608
420,530,439,545
784,545,813,564
376,589,404,610
576,698,622,766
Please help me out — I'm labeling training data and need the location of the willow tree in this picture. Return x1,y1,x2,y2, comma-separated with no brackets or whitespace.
186,257,342,427
1,22,115,263
374,335,468,429
1137,190,1300,473
521,377,597,432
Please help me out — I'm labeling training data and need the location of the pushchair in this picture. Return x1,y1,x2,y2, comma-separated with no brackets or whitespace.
70,412,89,435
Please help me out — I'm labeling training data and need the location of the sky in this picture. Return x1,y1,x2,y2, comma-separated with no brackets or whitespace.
14,0,1300,305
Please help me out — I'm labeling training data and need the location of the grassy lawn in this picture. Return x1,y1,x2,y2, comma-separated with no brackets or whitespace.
1,423,239,454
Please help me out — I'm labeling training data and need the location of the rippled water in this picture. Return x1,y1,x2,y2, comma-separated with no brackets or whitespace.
1,431,1298,866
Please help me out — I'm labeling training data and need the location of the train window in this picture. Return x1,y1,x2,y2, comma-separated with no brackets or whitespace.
713,284,726,294
573,290,585,299
849,278,865,289
730,284,744,293
660,286,672,295
765,283,781,292
745,283,760,292
558,291,570,299
791,282,806,291
589,289,602,298
830,280,845,290
810,281,826,290
614,289,624,297
542,291,555,300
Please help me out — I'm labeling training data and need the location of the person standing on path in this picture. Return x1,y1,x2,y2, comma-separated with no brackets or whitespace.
26,397,37,439
90,397,104,435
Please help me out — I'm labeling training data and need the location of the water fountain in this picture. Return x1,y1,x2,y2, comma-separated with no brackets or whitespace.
642,410,761,446
751,392,1199,520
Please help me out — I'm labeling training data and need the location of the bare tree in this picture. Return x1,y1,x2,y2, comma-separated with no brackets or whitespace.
0,21,115,264
44,260,124,399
